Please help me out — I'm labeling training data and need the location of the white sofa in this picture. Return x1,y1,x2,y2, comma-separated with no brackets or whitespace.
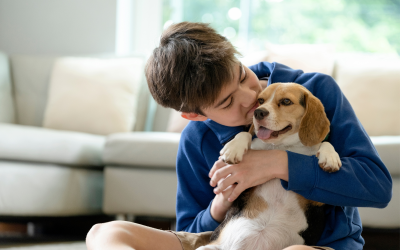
0,53,106,217
0,50,398,231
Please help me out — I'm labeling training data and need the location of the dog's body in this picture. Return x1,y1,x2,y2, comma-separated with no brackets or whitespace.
197,83,342,250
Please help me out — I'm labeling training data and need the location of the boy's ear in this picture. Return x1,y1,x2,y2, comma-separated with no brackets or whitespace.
181,112,208,121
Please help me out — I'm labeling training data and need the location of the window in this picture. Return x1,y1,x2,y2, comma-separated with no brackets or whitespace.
163,0,400,55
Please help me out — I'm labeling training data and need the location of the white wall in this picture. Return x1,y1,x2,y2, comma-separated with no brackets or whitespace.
0,0,117,55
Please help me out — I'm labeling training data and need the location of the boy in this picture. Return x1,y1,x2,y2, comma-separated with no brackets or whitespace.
86,22,392,250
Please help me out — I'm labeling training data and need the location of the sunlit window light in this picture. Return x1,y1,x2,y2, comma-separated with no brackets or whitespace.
223,27,237,39
228,7,242,20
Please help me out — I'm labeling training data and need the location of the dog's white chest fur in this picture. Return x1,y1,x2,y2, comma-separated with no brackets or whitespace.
198,130,341,250
209,138,311,250
216,180,308,250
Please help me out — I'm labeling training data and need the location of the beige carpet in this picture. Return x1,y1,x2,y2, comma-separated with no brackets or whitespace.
0,242,86,250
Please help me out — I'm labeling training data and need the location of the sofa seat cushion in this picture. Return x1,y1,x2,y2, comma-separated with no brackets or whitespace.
103,167,176,217
103,132,180,168
0,160,103,216
0,123,104,166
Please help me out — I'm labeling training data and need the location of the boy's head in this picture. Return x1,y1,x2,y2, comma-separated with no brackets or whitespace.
146,22,263,127
145,22,240,116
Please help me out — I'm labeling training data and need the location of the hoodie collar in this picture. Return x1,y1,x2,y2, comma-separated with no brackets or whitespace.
203,119,248,145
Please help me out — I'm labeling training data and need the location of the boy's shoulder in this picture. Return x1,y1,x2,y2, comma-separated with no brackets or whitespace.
179,120,216,152
180,120,246,150
178,120,221,164
181,120,211,141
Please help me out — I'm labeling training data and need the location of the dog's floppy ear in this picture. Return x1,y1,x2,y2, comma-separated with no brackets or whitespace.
299,91,330,147
248,124,255,136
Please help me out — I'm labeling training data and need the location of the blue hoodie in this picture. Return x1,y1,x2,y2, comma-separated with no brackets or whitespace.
175,62,392,249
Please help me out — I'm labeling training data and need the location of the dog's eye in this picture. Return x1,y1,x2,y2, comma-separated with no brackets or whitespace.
281,99,293,106
258,98,265,104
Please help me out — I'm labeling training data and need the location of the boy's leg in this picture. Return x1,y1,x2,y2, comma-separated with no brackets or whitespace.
86,221,182,250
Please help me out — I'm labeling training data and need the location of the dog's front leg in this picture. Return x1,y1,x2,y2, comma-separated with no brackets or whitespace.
220,132,252,164
316,142,342,173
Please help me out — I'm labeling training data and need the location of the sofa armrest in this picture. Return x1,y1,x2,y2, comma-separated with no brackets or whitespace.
370,136,400,176
0,123,105,166
103,132,180,169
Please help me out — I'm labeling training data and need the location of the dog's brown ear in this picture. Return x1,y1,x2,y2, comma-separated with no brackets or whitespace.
299,91,330,147
248,124,255,136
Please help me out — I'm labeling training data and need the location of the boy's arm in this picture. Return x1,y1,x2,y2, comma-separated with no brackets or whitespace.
175,124,223,233
247,62,393,207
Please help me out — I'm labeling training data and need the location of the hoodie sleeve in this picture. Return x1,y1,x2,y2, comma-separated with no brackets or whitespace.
175,123,221,232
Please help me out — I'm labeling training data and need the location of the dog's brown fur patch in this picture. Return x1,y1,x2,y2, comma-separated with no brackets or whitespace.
296,194,324,212
242,188,269,219
298,89,330,147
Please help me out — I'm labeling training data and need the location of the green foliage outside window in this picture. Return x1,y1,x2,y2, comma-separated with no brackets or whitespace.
163,0,400,55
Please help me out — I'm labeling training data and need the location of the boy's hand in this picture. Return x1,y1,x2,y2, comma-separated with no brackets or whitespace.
209,149,288,203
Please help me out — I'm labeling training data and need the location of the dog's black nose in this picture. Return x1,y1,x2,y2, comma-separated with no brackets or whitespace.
254,109,269,120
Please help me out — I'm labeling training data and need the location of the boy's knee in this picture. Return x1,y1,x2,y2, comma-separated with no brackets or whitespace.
87,221,129,237
86,221,131,249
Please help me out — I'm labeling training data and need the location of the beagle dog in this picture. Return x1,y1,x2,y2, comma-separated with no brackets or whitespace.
198,83,342,250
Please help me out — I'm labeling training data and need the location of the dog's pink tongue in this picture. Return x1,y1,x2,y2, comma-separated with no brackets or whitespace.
257,127,273,140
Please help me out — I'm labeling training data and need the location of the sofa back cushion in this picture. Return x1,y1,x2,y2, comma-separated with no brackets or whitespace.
0,52,15,123
240,43,336,76
9,55,55,126
42,57,144,135
9,54,150,131
334,53,400,136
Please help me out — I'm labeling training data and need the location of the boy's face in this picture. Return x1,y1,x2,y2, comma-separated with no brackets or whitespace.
201,63,263,127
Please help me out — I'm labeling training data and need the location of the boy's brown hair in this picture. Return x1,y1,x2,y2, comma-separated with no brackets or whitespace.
145,22,240,115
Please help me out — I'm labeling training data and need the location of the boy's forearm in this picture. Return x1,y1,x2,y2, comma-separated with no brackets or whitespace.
210,199,229,223
210,184,236,222
268,150,289,182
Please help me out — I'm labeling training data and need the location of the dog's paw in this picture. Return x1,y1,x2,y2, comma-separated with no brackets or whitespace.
317,142,342,173
220,132,252,164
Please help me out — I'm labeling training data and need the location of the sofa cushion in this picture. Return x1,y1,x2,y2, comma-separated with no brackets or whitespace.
370,136,400,176
358,177,400,228
166,109,189,133
103,167,177,217
9,55,56,127
43,57,144,135
334,54,400,136
241,43,335,76
0,52,15,124
0,160,103,216
0,123,104,166
103,132,180,168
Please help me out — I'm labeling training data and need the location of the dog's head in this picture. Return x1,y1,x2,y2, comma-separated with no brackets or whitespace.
253,83,330,147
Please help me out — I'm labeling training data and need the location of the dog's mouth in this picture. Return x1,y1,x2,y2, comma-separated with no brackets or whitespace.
257,124,292,140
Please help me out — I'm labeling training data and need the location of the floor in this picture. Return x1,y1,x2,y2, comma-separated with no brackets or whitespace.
0,241,86,250
0,217,398,250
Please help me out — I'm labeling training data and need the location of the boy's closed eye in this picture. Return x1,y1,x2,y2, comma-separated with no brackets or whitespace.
222,67,247,110
223,97,234,109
